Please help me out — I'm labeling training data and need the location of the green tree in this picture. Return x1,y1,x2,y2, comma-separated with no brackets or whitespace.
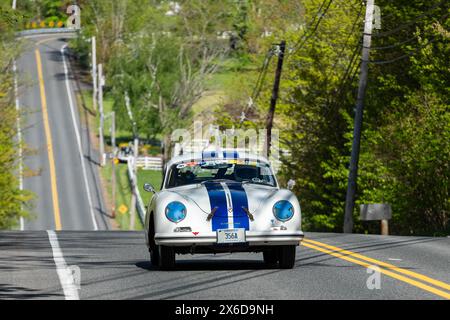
0,4,33,229
73,0,228,164
279,0,449,235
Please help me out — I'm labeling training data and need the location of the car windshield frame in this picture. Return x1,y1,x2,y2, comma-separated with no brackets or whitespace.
164,158,278,189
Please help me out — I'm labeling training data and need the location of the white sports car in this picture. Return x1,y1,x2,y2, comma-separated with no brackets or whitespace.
144,150,304,269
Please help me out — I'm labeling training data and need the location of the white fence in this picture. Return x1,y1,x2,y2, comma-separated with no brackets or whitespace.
135,156,162,170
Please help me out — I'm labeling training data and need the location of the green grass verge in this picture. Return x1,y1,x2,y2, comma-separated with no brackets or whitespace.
100,162,141,230
100,162,163,230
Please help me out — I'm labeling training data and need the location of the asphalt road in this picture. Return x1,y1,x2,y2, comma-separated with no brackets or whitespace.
0,231,448,300
17,34,109,230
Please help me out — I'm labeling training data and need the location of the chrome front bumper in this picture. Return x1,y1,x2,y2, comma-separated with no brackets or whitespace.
154,230,304,246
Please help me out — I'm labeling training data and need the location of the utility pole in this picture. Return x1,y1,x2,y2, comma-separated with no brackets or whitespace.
126,93,138,230
343,0,375,233
91,37,97,112
266,40,286,157
98,63,105,166
111,111,116,218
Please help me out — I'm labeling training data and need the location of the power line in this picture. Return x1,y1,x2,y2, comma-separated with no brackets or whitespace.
369,28,447,64
369,41,436,65
327,42,362,114
372,2,448,38
330,3,364,70
370,53,412,65
332,4,447,105
337,42,362,89
370,36,417,50
240,47,275,118
299,0,329,35
251,49,274,101
289,0,334,56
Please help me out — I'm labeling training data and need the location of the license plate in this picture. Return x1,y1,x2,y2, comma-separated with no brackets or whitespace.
217,228,246,244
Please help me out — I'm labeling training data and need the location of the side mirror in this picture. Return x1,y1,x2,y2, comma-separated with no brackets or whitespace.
143,183,156,193
287,179,296,191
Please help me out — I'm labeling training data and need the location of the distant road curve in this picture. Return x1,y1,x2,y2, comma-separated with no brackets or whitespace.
17,28,77,37
16,31,110,230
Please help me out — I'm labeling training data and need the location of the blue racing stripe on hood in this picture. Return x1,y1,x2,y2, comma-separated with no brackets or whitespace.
204,182,229,231
226,182,250,230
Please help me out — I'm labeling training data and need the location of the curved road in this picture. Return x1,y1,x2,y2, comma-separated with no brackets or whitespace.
17,33,109,230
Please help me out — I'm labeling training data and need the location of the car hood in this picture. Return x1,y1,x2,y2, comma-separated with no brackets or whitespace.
164,182,279,216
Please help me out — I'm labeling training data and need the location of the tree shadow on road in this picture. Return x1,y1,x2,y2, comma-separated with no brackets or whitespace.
135,257,276,272
0,284,61,300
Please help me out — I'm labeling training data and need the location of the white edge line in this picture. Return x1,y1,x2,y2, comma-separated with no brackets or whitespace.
61,44,98,231
13,61,24,231
47,230,80,300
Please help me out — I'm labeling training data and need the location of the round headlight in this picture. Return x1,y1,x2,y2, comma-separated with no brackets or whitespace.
273,200,294,222
165,201,187,223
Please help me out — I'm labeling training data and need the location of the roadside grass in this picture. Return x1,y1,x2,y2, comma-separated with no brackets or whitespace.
100,162,140,230
99,161,163,230
79,89,164,230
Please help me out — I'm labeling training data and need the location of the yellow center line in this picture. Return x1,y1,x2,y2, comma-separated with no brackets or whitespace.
35,49,62,231
302,240,450,299
303,238,450,292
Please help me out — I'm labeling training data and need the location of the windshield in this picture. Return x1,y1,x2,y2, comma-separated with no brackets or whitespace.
165,159,277,188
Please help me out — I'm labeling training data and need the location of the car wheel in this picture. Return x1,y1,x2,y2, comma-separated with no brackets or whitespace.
148,215,159,266
278,245,296,269
148,215,157,250
150,245,160,266
263,249,278,265
159,246,175,270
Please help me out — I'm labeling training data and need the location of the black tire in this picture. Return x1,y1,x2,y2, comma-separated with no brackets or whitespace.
263,249,279,265
148,216,159,266
278,245,296,269
148,215,157,250
150,245,160,266
159,246,175,270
